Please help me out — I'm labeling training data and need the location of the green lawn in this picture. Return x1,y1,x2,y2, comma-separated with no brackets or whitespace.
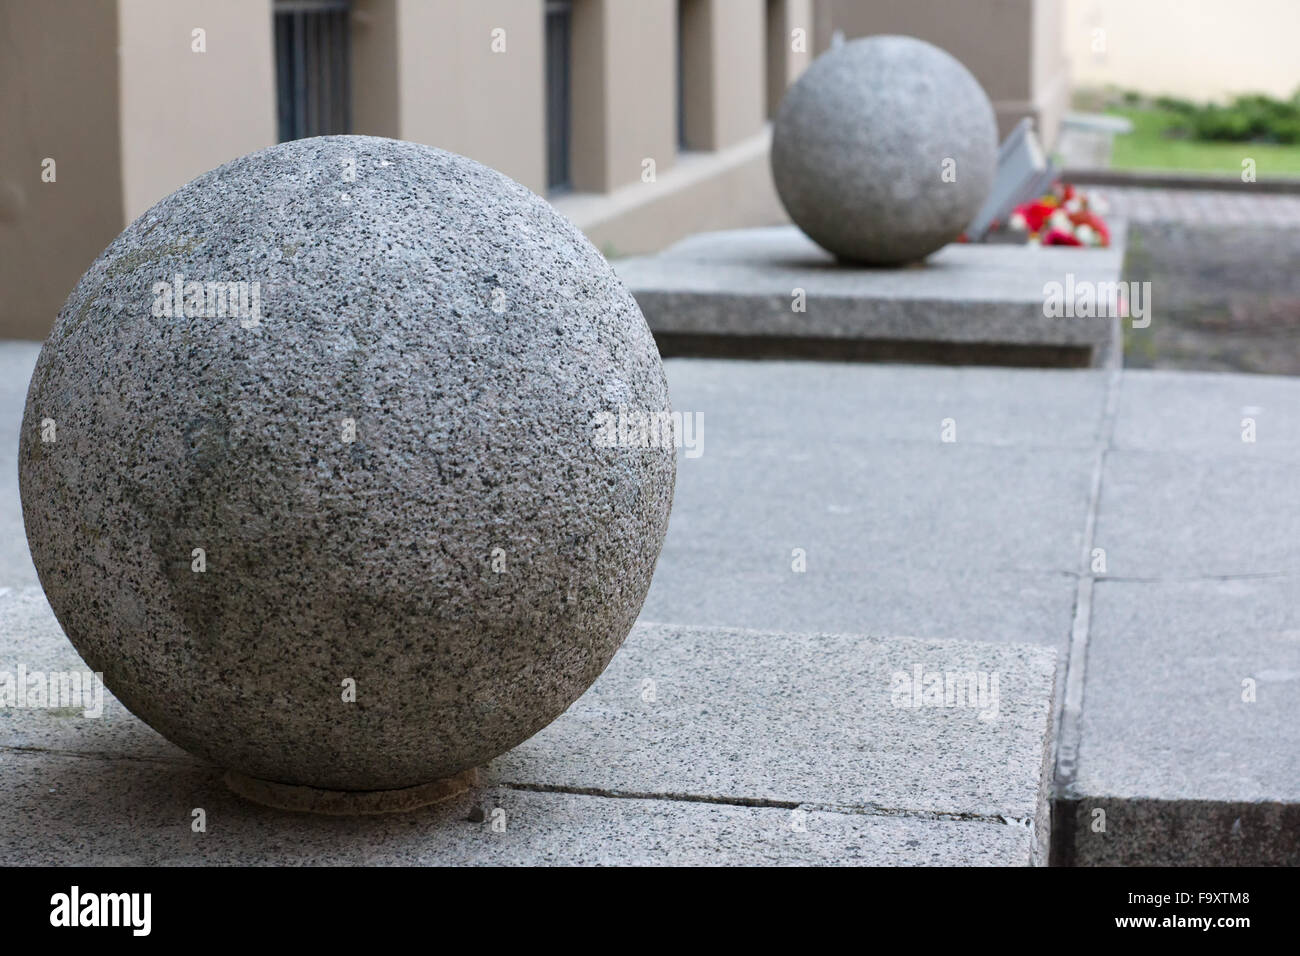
1106,106,1300,177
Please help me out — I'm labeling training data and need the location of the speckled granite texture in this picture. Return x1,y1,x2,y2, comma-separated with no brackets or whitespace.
771,35,997,265
18,135,675,792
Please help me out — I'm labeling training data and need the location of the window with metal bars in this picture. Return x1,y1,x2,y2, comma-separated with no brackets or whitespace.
274,0,352,142
545,0,573,192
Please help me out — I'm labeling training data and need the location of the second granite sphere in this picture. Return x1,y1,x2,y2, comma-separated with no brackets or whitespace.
771,35,999,265
19,135,676,792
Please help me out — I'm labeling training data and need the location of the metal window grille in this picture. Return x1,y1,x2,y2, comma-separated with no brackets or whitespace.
545,0,573,192
275,0,352,143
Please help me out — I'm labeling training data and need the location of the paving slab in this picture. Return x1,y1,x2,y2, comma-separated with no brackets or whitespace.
660,359,1111,450
645,359,1300,864
658,439,1095,576
614,225,1126,366
642,562,1079,657
0,586,189,762
1095,450,1300,578
1111,368,1300,463
0,589,1055,865
642,360,1098,676
490,623,1057,826
1061,577,1300,865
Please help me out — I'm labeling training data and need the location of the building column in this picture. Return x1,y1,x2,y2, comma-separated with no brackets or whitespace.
391,0,546,195
117,0,277,222
569,0,676,194
681,0,766,152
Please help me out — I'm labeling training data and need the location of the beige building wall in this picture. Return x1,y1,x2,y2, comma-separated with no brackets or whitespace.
351,0,401,138
393,0,546,194
827,0,1070,147
557,130,780,257
681,0,766,150
708,0,767,149
2,0,825,339
812,0,835,54
0,0,124,341
557,0,809,256
1066,0,1300,102
118,0,277,222
2,0,276,340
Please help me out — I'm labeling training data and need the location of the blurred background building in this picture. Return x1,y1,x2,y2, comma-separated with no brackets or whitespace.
1066,0,1300,102
3,0,1077,340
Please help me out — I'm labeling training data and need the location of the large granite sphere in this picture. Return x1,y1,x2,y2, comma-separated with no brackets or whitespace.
771,35,998,265
19,135,675,792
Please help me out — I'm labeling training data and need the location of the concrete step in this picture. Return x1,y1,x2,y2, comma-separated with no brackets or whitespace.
0,588,1056,865
1055,372,1300,865
644,358,1300,864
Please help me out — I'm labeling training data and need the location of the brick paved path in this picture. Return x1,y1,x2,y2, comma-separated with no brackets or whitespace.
1092,185,1300,227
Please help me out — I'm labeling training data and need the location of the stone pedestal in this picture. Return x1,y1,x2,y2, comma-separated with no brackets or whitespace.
615,225,1127,368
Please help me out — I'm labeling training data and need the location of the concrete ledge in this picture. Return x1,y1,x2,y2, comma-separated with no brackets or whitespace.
1061,574,1300,866
1053,797,1300,866
490,621,1058,863
0,588,1056,865
0,750,1036,866
643,359,1300,865
614,225,1127,367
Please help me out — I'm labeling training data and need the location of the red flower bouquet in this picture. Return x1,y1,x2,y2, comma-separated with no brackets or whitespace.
1008,183,1111,247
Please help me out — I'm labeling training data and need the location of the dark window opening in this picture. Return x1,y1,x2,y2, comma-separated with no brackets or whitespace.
765,0,782,118
677,1,687,148
677,0,705,150
275,0,352,142
545,0,573,192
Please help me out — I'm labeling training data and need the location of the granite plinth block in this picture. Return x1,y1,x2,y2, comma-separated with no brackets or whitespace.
615,225,1127,368
0,589,1054,865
